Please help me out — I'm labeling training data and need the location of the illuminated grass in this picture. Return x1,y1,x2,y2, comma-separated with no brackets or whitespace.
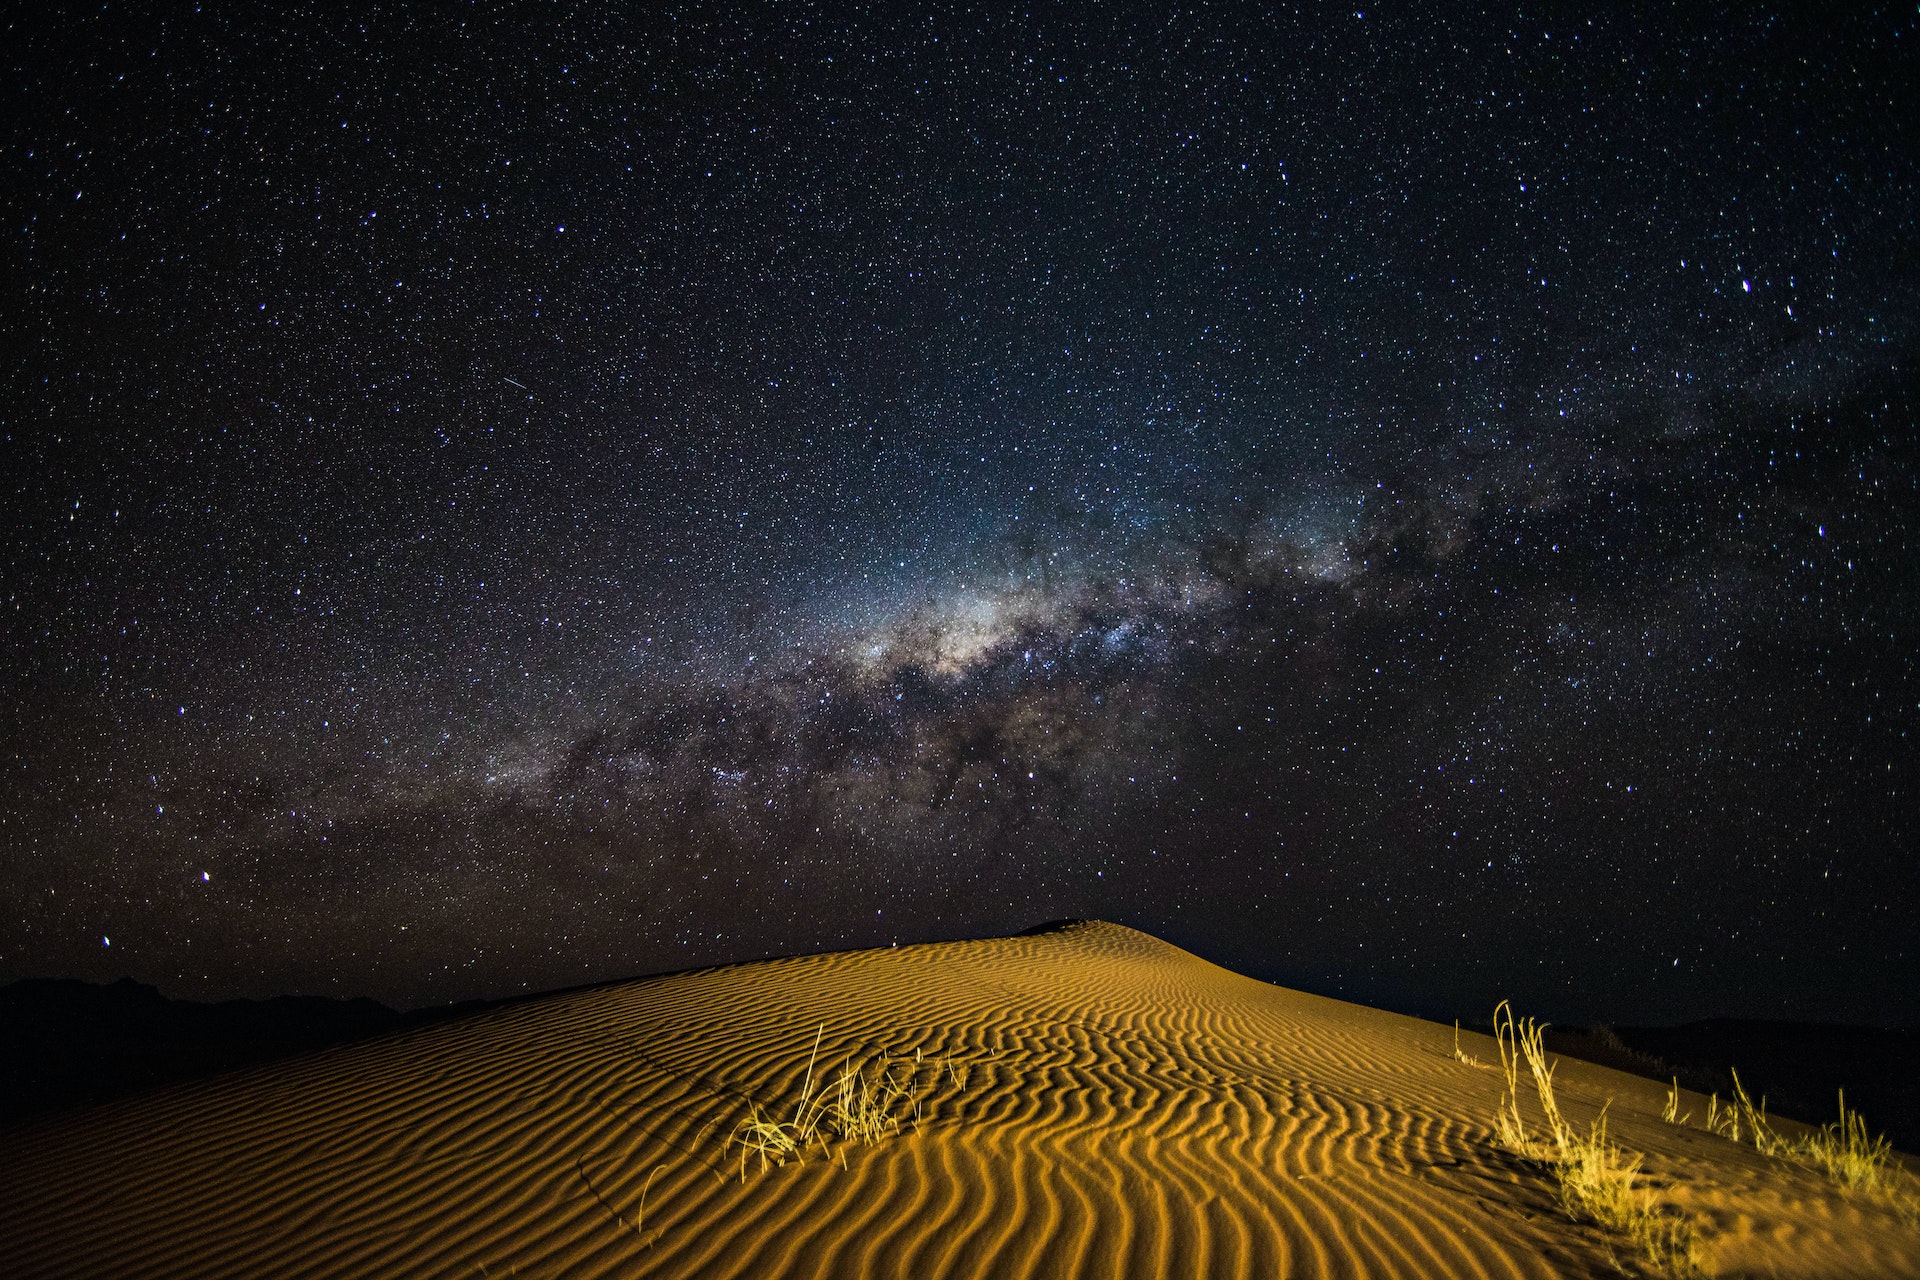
1700,1067,1786,1157
1631,1207,1709,1279
728,1025,832,1179
1796,1089,1917,1223
1492,1000,1566,1158
1802,1091,1891,1192
1689,1065,1914,1221
1491,1001,1705,1278
1453,1020,1484,1068
1662,1077,1690,1127
727,1026,970,1180
1554,1105,1641,1228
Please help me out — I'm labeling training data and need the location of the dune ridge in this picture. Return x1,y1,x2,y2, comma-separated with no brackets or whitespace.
0,921,1912,1278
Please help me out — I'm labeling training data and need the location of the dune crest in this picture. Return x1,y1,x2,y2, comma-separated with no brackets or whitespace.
1,921,1912,1278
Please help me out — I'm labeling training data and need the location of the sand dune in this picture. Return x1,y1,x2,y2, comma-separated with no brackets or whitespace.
1,922,1912,1278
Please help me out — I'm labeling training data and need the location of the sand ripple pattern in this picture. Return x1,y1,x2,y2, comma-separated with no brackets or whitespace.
3,922,1910,1278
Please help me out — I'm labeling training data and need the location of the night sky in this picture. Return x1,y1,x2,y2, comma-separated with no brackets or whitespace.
4,3,1916,1027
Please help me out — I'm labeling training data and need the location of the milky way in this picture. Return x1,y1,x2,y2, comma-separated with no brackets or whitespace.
4,4,1916,1022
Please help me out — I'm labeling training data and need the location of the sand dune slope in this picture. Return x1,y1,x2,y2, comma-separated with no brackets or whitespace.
1,922,1913,1278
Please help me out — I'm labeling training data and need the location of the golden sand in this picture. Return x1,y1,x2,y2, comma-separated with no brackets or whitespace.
0,922,1912,1277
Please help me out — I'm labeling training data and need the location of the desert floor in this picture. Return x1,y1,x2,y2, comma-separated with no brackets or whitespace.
0,921,1912,1278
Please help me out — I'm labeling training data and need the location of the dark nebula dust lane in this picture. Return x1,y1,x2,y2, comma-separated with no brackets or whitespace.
3,3,1916,1024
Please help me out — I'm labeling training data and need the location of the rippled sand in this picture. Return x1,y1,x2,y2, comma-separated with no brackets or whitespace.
1,921,1912,1278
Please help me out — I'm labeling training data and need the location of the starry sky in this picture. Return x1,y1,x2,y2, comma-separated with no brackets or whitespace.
4,2,1916,1025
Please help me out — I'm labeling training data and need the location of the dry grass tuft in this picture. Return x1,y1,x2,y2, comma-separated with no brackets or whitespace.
1800,1090,1895,1196
1632,1208,1709,1278
727,1027,970,1180
825,1057,910,1147
1453,1020,1484,1068
1728,1069,1788,1157
1662,1077,1690,1127
1491,1001,1705,1278
1700,1067,1787,1157
728,1025,833,1179
1692,1070,1917,1225
1491,1001,1540,1154
1799,1108,1920,1230
1492,1000,1567,1158
1554,1105,1639,1229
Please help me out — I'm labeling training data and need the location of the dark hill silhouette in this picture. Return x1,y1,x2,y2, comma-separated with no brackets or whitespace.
1543,1019,1919,1154
0,977,487,1128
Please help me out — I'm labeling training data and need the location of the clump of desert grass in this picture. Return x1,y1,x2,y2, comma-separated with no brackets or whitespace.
1801,1091,1894,1194
727,1025,970,1181
728,1025,831,1177
1492,1002,1705,1278
1678,1067,1915,1219
1696,1068,1791,1156
1786,1091,1916,1223
1662,1077,1691,1127
1452,1020,1484,1068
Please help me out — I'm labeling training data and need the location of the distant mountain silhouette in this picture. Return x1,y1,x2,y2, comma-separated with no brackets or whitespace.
0,977,488,1128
